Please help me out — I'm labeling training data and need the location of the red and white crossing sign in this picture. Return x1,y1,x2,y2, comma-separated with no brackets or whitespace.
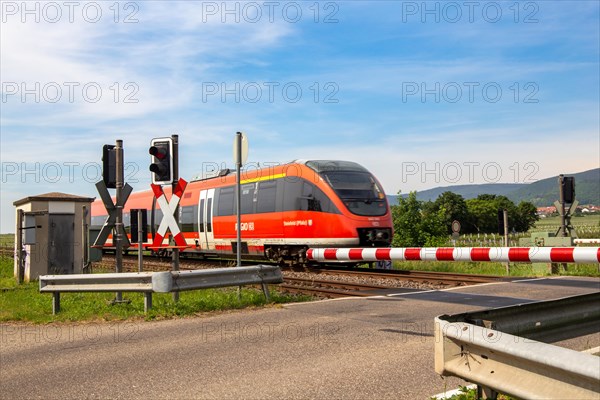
151,178,188,248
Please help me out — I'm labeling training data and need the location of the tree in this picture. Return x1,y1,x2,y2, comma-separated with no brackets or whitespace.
466,194,538,233
429,191,470,234
392,192,447,247
514,201,539,232
466,198,498,233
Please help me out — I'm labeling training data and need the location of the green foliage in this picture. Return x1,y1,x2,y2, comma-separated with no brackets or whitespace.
0,234,14,246
429,191,471,234
515,201,539,232
465,197,499,233
438,385,515,400
391,192,447,247
465,194,538,234
391,190,540,243
413,192,538,235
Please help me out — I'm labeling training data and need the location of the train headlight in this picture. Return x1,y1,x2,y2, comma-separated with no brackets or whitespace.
367,230,376,241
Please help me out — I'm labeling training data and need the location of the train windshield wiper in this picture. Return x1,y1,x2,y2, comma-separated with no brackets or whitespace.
342,197,382,204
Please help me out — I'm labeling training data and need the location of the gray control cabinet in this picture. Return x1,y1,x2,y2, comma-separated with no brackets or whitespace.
13,193,95,282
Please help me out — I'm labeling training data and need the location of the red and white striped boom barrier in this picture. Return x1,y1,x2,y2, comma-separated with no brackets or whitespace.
574,239,600,245
307,247,600,264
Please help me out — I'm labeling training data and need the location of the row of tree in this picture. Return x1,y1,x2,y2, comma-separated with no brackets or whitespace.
392,191,539,247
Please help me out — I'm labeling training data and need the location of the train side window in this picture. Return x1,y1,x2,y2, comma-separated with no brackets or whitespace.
192,204,198,233
207,198,212,232
315,186,334,213
199,199,205,233
241,183,255,214
257,181,277,213
218,186,234,216
91,215,105,229
283,179,303,211
154,208,163,230
180,206,194,232
145,209,152,236
123,212,131,229
301,182,323,212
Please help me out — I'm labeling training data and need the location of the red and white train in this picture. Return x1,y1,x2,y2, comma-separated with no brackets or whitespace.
91,160,393,263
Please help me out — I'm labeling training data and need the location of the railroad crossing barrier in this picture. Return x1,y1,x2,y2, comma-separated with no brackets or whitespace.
575,238,600,245
307,247,600,263
39,265,283,314
435,292,600,399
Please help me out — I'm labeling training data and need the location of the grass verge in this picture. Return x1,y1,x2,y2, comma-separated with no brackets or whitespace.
436,385,514,400
0,256,311,324
392,260,600,277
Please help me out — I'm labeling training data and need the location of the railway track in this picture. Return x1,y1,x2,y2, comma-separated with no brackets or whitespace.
95,255,510,298
306,267,511,286
280,276,394,298
98,254,233,272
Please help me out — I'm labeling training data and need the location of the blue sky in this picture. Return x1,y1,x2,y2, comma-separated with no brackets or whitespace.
1,0,599,233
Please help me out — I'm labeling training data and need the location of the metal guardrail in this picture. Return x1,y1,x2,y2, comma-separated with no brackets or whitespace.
152,265,283,292
39,265,283,314
435,293,600,399
40,272,155,292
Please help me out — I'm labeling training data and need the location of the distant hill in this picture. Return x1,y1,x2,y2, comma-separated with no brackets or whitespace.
387,168,599,206
507,168,600,206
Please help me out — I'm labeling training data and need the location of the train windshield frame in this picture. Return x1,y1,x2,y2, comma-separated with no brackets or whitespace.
305,161,388,217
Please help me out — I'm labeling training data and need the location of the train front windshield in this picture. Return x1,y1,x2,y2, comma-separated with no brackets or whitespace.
318,169,388,217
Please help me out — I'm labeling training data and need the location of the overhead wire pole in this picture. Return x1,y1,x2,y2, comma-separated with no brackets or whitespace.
503,209,510,275
234,131,270,301
115,139,124,302
236,132,242,269
137,211,143,273
172,134,180,303
235,132,242,300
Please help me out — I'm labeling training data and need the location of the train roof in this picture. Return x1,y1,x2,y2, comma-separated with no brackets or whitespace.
297,160,369,173
190,159,369,183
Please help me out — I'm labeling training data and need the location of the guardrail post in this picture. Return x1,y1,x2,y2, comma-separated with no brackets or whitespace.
261,282,271,302
52,292,60,315
144,292,152,313
477,386,498,399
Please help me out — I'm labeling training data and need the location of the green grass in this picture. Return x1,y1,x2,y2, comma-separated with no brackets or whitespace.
0,233,13,247
436,385,514,400
0,256,311,324
394,261,535,276
534,214,600,238
393,260,600,277
535,213,600,228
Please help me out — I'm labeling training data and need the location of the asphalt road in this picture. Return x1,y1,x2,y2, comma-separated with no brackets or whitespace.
1,276,598,399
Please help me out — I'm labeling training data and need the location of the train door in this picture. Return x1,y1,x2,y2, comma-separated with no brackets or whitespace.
198,189,215,250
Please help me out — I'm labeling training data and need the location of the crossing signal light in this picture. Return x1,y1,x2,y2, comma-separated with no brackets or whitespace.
130,209,148,243
102,144,116,188
149,138,173,184
561,176,575,204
